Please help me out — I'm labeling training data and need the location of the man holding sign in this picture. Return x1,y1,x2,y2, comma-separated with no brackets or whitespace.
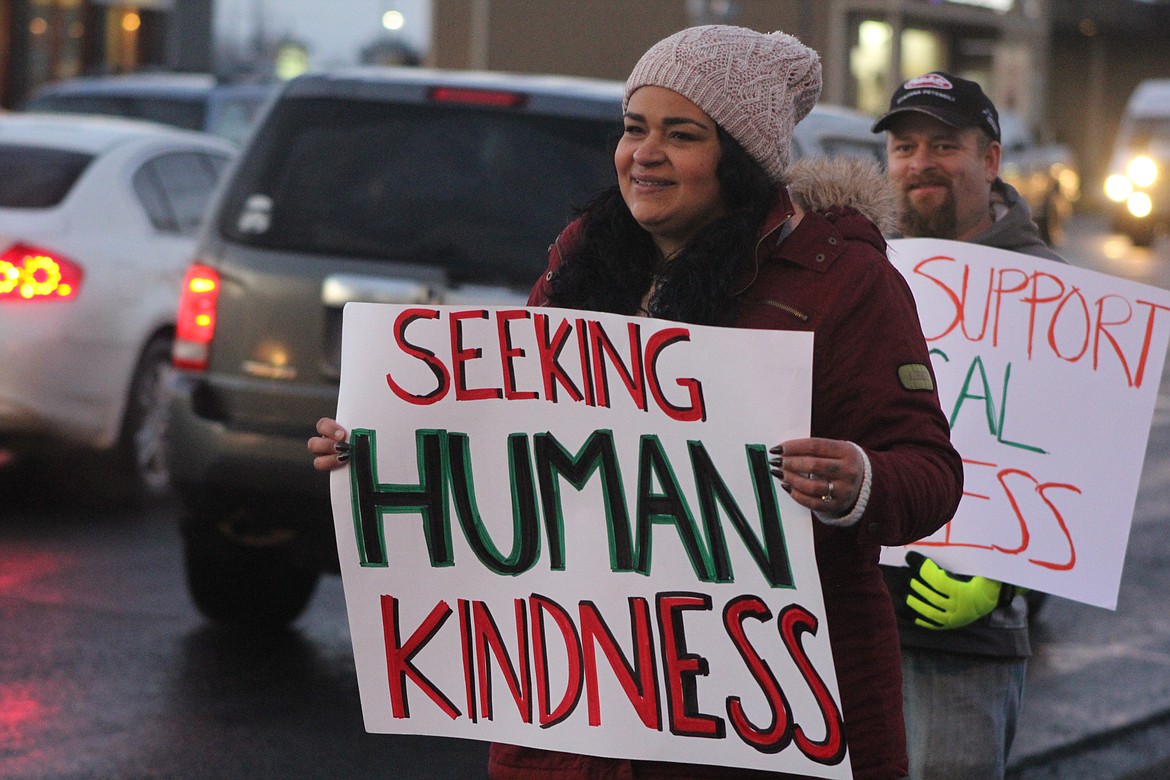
873,72,1065,780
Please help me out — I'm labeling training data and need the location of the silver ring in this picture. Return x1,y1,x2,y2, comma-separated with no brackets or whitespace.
828,480,834,499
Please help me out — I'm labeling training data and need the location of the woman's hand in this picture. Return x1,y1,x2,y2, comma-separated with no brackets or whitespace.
769,437,863,518
308,417,350,471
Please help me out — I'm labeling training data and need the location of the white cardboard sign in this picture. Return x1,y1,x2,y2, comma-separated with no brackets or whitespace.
883,238,1170,609
330,302,851,777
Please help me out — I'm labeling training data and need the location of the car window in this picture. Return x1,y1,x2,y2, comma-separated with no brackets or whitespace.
206,90,273,145
0,145,94,208
26,94,207,132
997,112,1030,151
133,151,231,235
814,137,885,162
220,96,619,287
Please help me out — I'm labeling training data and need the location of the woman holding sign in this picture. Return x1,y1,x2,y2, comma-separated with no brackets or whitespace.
312,25,962,780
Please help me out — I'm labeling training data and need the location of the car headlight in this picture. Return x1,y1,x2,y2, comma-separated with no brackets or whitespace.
1128,191,1153,218
1127,155,1158,188
1105,174,1133,202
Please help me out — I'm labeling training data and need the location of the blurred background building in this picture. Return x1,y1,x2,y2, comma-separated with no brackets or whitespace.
2,0,1168,203
430,0,1170,204
0,0,213,107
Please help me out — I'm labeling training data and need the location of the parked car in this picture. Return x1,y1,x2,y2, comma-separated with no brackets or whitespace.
997,110,1081,246
0,113,237,504
1103,78,1170,247
22,73,276,146
164,66,888,629
792,102,886,164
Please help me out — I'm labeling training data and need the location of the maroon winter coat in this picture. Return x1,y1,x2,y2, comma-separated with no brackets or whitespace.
490,163,964,780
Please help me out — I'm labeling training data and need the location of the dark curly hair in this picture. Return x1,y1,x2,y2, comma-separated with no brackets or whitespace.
546,128,777,326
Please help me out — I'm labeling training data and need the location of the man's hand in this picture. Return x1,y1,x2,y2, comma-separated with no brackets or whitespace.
905,551,1002,630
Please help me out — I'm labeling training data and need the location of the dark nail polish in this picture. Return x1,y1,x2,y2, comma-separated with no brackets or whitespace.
769,456,783,469
334,441,351,453
769,445,783,455
336,452,350,463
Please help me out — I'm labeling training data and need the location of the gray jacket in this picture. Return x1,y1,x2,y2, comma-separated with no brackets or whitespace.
971,178,1064,261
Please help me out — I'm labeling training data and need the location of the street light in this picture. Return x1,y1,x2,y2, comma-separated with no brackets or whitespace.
382,10,404,32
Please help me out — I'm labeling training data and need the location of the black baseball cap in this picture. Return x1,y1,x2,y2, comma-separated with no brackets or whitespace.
871,72,1000,142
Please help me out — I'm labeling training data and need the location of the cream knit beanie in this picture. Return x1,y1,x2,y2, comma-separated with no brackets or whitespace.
624,25,822,182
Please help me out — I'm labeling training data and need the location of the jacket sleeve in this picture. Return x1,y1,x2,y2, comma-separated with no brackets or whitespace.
527,218,583,306
812,246,964,547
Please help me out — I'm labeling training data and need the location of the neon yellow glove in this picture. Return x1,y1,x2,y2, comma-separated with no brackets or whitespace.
905,551,1002,630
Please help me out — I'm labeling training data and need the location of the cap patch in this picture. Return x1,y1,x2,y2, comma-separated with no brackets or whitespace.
898,363,935,392
903,74,953,91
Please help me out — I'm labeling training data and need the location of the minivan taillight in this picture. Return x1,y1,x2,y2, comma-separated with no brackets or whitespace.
0,243,83,302
428,86,528,108
174,263,220,371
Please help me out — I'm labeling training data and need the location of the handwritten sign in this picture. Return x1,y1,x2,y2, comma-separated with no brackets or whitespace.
883,238,1170,609
330,303,851,777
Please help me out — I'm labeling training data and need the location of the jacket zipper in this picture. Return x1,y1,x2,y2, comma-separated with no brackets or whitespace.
758,299,810,322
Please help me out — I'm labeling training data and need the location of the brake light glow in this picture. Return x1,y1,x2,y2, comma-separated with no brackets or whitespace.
428,86,528,108
0,243,83,301
174,263,220,371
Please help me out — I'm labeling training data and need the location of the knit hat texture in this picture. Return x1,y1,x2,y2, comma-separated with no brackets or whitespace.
624,25,822,182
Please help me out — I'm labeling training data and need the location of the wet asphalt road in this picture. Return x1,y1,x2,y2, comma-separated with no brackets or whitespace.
0,491,490,779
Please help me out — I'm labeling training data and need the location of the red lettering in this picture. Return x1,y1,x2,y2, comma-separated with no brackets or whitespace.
385,308,450,405
458,597,477,722
996,468,1034,555
497,309,538,400
1092,294,1136,382
991,267,1030,347
645,329,707,422
1133,299,1170,388
580,598,661,730
381,595,460,719
1026,482,1081,571
723,596,792,753
577,317,595,407
914,257,1170,388
914,460,1081,571
450,309,503,401
914,255,967,341
530,594,583,728
533,313,585,404
588,319,648,413
469,598,532,723
656,593,723,738
778,605,846,766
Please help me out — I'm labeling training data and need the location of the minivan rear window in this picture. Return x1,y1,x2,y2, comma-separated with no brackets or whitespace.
220,96,619,287
0,145,93,208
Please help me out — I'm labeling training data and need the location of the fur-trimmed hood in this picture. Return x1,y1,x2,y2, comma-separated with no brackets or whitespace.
785,156,899,236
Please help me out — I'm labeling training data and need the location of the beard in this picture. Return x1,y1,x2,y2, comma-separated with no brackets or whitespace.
900,180,958,239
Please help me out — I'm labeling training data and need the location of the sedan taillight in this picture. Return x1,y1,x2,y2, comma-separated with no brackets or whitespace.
0,243,83,302
174,263,220,371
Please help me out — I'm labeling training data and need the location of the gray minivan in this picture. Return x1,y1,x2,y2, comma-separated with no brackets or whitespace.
166,68,625,627
165,67,885,629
